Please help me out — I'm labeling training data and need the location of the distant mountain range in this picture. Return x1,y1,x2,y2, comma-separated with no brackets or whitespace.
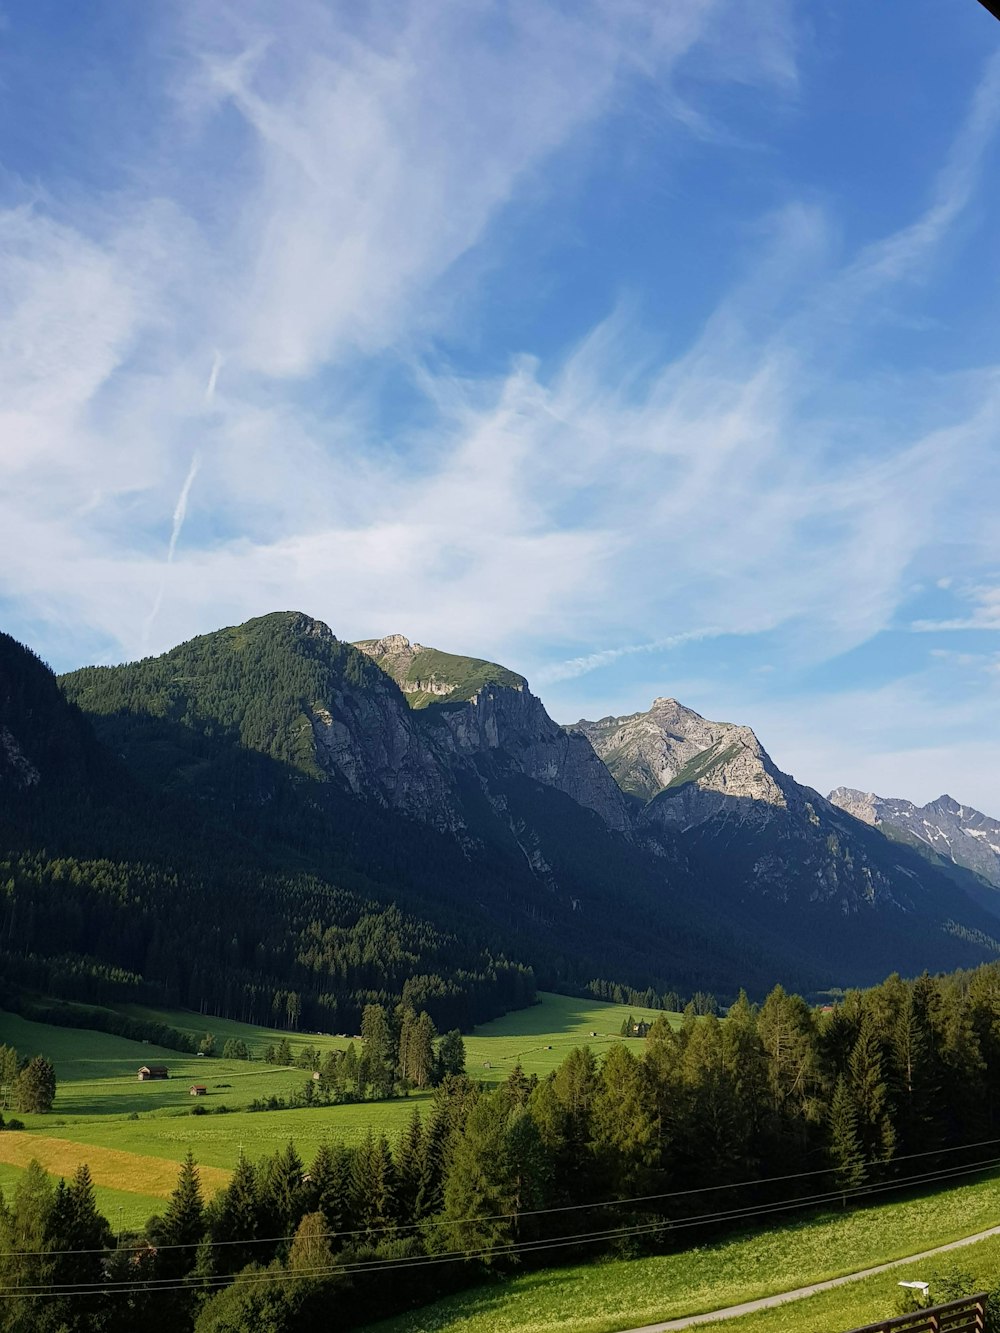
3,611,1000,1024
828,788,1000,888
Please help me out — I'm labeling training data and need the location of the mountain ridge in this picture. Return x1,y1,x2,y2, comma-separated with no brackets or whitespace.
7,610,1000,1013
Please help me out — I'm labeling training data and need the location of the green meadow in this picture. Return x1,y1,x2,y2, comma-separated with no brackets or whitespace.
0,992,666,1205
4,992,999,1333
369,1170,1000,1333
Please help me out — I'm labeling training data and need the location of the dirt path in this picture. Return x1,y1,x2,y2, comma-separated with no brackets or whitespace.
620,1224,1000,1332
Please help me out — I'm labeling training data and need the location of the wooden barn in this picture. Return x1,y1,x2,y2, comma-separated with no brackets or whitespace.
189,1084,207,1097
137,1065,169,1081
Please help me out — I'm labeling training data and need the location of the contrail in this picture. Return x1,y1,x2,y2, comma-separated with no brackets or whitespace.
165,451,201,565
141,351,220,649
142,449,202,648
205,350,223,402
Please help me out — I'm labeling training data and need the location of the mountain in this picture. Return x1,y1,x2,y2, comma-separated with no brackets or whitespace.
354,633,630,831
829,788,1000,888
56,613,780,1004
571,697,1000,979
7,611,1000,1017
571,697,735,802
0,628,540,1030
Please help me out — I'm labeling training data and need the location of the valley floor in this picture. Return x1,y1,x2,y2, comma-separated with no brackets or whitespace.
0,991,669,1212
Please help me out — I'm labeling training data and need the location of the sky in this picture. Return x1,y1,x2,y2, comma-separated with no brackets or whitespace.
1,0,999,813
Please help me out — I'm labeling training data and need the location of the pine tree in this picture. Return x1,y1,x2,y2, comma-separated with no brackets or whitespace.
437,1029,465,1079
14,1056,56,1113
43,1165,112,1332
152,1148,206,1313
360,1005,395,1099
305,1140,353,1240
848,1013,896,1171
591,1043,656,1195
409,1011,436,1088
828,1076,866,1195
439,1093,545,1263
0,1160,54,1333
258,1141,306,1243
351,1131,397,1240
210,1152,259,1275
396,1109,425,1221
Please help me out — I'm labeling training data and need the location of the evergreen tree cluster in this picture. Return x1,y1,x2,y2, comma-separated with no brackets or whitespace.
7,965,1000,1330
0,1044,56,1114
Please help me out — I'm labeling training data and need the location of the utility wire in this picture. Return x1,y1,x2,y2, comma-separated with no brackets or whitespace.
4,1154,1000,1299
8,1130,1000,1260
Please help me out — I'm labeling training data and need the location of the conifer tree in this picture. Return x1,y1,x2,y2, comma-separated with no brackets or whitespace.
848,1013,896,1170
210,1152,259,1275
305,1140,353,1240
436,1029,466,1079
0,1160,54,1333
258,1141,306,1243
440,1094,544,1262
396,1109,425,1221
351,1131,396,1240
828,1076,866,1195
591,1043,655,1195
14,1056,56,1113
360,1005,395,1099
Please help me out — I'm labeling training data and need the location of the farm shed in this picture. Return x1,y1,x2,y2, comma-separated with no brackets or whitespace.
137,1065,169,1081
189,1085,207,1096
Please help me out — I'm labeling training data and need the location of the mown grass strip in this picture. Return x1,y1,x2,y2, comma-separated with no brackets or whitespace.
699,1234,1000,1333
0,1131,230,1199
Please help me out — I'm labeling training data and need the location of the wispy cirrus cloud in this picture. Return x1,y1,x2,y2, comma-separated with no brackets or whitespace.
1,2,1000,810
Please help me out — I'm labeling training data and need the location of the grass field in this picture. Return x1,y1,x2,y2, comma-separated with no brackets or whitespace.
368,1168,1000,1333
0,1162,164,1231
701,1235,1000,1333
0,992,667,1214
6,992,1000,1333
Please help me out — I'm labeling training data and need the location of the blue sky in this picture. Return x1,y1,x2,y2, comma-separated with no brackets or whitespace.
1,0,999,811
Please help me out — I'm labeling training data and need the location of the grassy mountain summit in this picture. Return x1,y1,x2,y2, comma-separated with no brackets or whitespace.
354,632,525,708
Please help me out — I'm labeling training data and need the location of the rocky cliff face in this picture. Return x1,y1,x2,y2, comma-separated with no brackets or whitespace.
640,727,790,833
358,634,631,833
829,787,1000,888
570,698,733,800
572,694,961,918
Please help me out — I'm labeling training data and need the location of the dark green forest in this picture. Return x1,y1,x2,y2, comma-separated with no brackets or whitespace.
6,965,1000,1331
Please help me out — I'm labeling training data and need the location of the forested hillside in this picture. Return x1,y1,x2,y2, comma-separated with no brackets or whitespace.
0,631,534,1031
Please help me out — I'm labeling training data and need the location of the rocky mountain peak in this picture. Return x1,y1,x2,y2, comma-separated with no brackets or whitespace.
827,787,880,825
827,786,1000,888
355,632,424,665
569,696,736,802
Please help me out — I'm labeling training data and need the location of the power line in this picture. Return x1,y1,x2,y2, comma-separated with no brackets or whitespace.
9,1130,1000,1261
4,1154,1000,1299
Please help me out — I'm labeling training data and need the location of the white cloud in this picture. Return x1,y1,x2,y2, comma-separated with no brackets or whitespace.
913,584,1000,632
536,628,727,686
1,0,999,848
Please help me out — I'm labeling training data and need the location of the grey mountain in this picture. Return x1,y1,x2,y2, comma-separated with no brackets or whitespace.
54,614,1000,989
829,788,1000,888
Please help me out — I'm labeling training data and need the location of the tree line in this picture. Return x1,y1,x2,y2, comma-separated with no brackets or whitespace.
7,963,1000,1330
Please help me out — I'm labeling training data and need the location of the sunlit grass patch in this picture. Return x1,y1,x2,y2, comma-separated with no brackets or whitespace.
0,1131,230,1199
